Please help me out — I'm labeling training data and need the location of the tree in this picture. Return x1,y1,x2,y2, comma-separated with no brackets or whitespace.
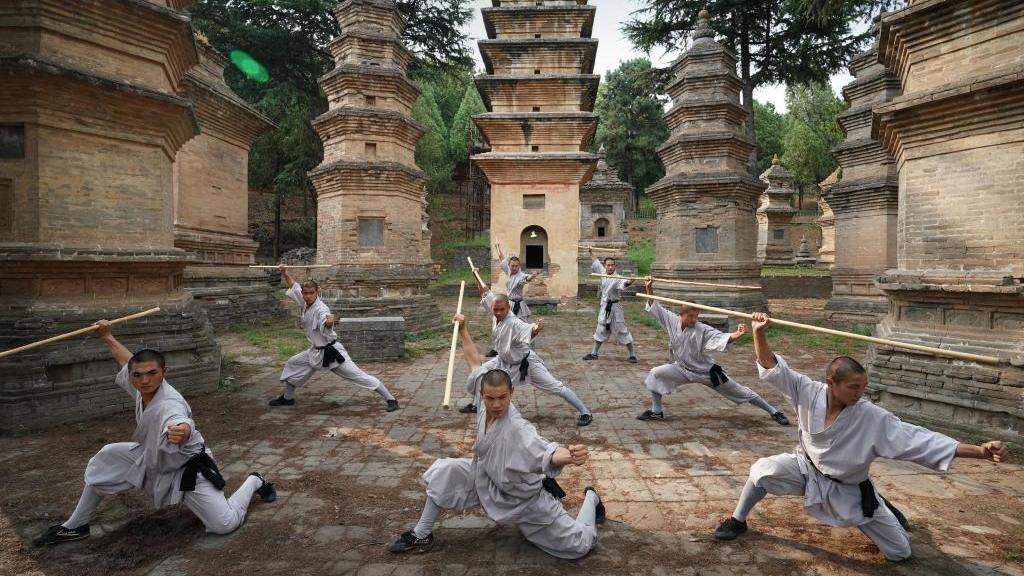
624,0,871,173
449,85,487,174
593,58,670,205
753,100,785,173
781,80,846,205
412,85,454,195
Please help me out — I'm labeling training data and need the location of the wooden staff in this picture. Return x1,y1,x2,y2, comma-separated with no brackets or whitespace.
590,273,760,291
248,264,332,269
0,307,163,360
466,256,486,290
442,281,467,409
635,293,1004,365
577,245,621,252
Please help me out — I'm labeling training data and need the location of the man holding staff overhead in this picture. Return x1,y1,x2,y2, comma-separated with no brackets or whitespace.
485,243,538,356
583,247,638,363
714,311,1009,562
390,312,605,557
637,278,789,425
459,278,594,427
33,321,276,545
269,264,398,411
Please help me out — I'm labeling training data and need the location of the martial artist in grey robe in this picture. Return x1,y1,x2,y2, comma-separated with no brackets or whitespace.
500,256,533,320
464,291,593,426
638,300,786,423
273,282,396,407
583,258,636,362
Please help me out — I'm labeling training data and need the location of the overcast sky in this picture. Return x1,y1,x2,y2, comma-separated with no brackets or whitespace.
464,0,858,112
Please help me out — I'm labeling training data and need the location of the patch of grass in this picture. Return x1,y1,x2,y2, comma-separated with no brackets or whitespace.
531,305,558,316
405,323,490,359
219,352,244,392
229,316,308,362
761,266,831,277
628,240,655,276
623,300,662,331
732,322,872,357
430,268,477,289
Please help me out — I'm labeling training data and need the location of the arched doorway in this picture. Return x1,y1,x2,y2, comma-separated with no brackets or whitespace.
520,225,547,271
594,217,610,238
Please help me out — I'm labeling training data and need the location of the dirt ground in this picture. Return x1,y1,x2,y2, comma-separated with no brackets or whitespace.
1,296,1021,576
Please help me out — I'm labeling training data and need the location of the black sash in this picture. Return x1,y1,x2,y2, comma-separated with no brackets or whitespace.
603,299,619,330
511,299,522,316
180,445,226,492
316,340,346,367
518,351,530,383
542,476,566,499
804,454,879,518
709,364,728,388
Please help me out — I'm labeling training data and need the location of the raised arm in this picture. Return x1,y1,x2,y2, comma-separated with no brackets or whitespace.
590,257,603,274
751,312,777,369
454,313,482,370
278,263,295,289
93,320,132,367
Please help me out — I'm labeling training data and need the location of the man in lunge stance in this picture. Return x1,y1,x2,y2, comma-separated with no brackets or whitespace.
270,264,398,411
33,321,276,546
713,312,1008,562
460,282,594,427
583,249,637,363
390,313,605,558
637,278,789,425
485,245,539,357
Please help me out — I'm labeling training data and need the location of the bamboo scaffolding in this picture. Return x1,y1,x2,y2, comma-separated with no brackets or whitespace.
442,281,467,409
634,293,1003,365
0,307,163,359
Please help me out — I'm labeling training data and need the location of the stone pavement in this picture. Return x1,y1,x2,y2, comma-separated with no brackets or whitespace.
2,297,1021,576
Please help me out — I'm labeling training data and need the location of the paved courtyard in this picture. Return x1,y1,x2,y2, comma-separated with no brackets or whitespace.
1,297,1021,576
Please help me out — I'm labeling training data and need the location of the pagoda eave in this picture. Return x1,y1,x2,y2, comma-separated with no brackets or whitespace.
481,5,595,39
471,153,597,184
479,39,598,75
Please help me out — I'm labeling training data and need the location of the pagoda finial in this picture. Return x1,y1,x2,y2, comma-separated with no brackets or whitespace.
772,154,780,166
693,8,714,40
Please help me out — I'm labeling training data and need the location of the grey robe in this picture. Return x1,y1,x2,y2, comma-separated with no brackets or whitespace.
500,257,532,319
84,365,205,508
591,259,633,344
278,283,357,385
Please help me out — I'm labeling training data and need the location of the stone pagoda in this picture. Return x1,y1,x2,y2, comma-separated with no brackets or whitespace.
815,169,838,269
578,145,634,279
824,29,900,323
0,0,220,431
472,0,600,298
756,155,797,266
868,0,1024,436
309,0,440,333
174,35,277,329
647,10,765,315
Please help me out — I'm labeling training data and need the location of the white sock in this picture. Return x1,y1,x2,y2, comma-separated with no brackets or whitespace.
650,391,664,414
64,485,102,529
282,383,296,400
748,396,778,416
732,479,767,522
412,496,441,539
577,490,600,526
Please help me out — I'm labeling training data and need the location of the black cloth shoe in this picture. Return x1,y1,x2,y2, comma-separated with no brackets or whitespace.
458,403,477,414
32,524,89,546
771,411,790,426
636,409,664,421
388,530,434,553
485,349,498,357
582,353,599,361
269,395,295,407
714,517,748,541
386,399,399,412
584,487,606,525
577,413,593,427
628,356,638,363
250,472,277,503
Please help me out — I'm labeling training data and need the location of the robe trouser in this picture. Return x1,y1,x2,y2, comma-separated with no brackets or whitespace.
279,349,384,392
644,363,761,404
469,355,568,405
748,453,911,561
593,304,633,345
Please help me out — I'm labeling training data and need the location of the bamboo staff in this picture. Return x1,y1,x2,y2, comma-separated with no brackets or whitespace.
577,245,621,252
634,293,1004,365
591,273,760,291
0,307,162,360
249,264,332,269
466,256,486,290
442,281,467,409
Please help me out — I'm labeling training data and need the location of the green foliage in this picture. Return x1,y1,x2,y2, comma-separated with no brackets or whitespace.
732,322,870,358
231,317,309,362
782,81,847,192
429,268,476,289
623,300,664,331
409,65,480,195
629,240,656,276
449,85,487,173
412,84,454,194
754,100,786,173
593,59,669,199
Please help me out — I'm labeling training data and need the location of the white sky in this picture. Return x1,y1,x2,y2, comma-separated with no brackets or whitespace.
464,0,859,112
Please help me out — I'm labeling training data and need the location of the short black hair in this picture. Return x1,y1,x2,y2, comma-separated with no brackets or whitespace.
301,280,320,291
509,256,521,263
604,257,615,264
129,348,166,370
826,356,866,384
481,369,513,390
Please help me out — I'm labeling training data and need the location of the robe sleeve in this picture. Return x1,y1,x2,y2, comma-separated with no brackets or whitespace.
480,290,495,315
505,422,562,480
645,301,675,332
513,317,535,347
873,410,958,471
591,258,603,274
285,283,305,307
757,355,814,410
702,323,732,353
500,257,510,276
115,364,138,399
157,401,198,458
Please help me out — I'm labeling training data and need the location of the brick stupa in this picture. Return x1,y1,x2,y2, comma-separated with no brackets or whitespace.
309,0,440,333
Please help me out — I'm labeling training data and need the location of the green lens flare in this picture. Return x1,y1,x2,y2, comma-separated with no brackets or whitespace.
229,50,269,82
